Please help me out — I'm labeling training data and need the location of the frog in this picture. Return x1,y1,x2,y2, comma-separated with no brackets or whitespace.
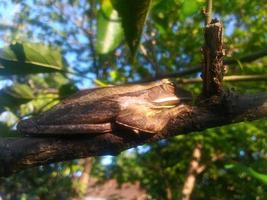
17,79,192,135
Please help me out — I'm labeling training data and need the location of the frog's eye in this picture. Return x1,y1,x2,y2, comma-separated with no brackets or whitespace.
162,82,176,93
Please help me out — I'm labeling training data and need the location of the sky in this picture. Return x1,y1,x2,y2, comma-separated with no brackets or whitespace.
0,1,19,89
0,1,21,46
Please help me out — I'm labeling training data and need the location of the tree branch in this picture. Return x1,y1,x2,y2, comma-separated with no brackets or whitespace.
153,48,267,80
177,75,267,84
0,92,266,177
203,0,213,25
182,144,204,200
202,19,224,97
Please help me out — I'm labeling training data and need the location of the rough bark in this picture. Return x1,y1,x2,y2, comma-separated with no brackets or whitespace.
0,92,266,177
202,19,224,97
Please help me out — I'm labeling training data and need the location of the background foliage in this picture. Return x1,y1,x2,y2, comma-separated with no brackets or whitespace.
0,0,266,199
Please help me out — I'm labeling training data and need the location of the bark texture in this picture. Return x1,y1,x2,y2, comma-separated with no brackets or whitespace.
202,19,224,97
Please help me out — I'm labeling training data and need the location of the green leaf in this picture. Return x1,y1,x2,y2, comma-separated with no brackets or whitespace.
247,167,267,184
225,163,267,185
110,70,119,80
180,0,204,21
112,0,152,58
96,0,124,54
20,93,59,116
0,83,35,112
94,79,110,87
0,42,64,75
5,83,35,100
181,0,198,16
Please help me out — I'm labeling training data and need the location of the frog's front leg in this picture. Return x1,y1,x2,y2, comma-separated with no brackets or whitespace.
116,104,190,134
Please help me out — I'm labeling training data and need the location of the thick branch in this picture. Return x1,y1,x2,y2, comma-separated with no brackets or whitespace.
202,19,224,97
0,92,266,177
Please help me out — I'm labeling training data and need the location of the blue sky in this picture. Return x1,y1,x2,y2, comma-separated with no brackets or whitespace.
0,1,21,47
0,2,18,89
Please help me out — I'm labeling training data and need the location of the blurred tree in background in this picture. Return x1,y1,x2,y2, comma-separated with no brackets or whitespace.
0,0,266,199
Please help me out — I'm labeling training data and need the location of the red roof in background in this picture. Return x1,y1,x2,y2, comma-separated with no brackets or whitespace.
84,178,148,200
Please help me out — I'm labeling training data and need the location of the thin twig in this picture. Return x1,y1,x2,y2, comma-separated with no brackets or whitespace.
62,48,267,83
140,44,161,77
177,75,267,84
62,69,93,80
87,1,99,78
143,49,267,81
207,0,213,25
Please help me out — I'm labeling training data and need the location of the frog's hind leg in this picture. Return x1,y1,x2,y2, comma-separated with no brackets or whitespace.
18,118,112,135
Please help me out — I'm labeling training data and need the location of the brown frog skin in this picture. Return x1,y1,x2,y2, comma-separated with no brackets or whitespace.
17,79,192,135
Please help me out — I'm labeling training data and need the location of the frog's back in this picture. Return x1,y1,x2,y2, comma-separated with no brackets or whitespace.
61,79,172,105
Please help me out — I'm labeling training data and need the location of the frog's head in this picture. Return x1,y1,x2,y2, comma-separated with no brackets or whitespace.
148,81,192,108
116,80,192,109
